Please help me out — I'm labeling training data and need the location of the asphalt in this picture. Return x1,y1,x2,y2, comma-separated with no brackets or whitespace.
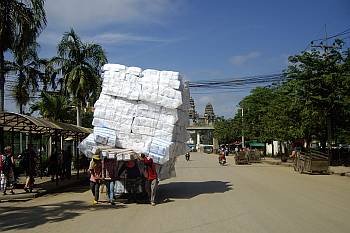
1,152,350,233
1,156,349,202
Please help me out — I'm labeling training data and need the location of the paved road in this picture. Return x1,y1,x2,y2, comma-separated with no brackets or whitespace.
1,152,349,233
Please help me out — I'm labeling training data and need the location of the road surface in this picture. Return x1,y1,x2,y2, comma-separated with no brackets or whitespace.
1,152,349,233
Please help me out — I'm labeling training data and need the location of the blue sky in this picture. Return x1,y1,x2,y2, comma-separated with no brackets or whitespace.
5,0,350,117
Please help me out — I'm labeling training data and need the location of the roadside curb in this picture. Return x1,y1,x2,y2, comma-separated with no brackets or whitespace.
329,171,350,178
262,159,293,167
262,160,350,177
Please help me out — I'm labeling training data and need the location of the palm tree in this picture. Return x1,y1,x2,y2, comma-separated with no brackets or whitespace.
56,29,107,126
12,80,30,114
30,91,73,122
10,44,42,114
0,0,46,111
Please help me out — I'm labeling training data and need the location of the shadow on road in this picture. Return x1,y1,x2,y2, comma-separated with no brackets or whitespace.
158,181,233,200
0,200,126,231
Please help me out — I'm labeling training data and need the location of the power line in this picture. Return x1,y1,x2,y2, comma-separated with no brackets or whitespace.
188,73,285,90
311,27,350,43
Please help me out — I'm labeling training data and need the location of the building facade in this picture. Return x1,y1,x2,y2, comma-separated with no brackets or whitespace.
187,99,218,152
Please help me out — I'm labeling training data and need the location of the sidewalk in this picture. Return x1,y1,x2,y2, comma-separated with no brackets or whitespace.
0,172,89,202
262,157,350,177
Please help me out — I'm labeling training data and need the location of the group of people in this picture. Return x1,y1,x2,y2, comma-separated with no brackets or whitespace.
48,147,73,182
89,152,158,206
0,145,37,194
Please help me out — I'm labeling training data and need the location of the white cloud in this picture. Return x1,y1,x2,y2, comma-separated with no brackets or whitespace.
38,31,181,47
45,0,180,29
87,33,180,45
229,51,261,66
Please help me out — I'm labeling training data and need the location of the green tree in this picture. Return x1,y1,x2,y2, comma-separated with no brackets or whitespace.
55,29,107,126
30,91,74,122
235,40,350,150
286,40,350,147
214,117,240,145
0,0,46,111
238,87,276,142
10,44,42,113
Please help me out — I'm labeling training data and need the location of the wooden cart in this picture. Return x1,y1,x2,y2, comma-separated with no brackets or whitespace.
234,151,249,165
247,150,261,163
293,149,329,174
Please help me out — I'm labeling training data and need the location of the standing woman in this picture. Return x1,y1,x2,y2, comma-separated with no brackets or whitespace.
89,153,102,205
0,146,15,195
23,145,37,192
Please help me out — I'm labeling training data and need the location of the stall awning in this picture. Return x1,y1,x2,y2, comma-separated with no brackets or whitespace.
0,112,92,137
247,140,265,147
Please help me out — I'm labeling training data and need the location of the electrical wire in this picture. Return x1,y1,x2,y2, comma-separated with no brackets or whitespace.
311,27,350,43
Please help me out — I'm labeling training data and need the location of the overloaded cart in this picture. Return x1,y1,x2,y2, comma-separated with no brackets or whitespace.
246,150,261,163
293,149,329,174
234,151,249,165
99,148,147,202
79,63,191,200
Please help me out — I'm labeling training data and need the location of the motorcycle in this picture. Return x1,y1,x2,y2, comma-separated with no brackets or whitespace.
185,152,190,161
219,152,226,165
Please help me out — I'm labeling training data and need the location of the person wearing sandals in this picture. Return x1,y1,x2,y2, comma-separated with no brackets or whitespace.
102,157,117,205
140,153,158,206
0,146,15,195
21,145,37,193
89,152,102,205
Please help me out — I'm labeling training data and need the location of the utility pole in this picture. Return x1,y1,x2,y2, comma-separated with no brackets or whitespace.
240,108,245,148
236,107,245,148
311,24,339,54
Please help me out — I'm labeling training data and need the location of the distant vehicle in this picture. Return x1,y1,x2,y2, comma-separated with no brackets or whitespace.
203,145,213,154
187,143,197,152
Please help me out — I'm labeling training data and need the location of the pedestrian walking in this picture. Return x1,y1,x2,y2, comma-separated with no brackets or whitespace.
21,145,37,192
63,147,73,180
0,146,15,195
48,149,59,183
89,153,102,205
140,153,158,206
102,157,117,205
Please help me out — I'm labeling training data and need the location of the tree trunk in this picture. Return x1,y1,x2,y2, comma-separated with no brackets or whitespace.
0,49,5,112
76,104,82,126
0,48,5,151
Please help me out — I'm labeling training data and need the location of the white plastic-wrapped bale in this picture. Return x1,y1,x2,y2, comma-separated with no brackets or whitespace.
80,63,190,180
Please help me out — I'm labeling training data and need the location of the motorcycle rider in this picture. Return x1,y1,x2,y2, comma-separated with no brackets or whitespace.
219,146,227,165
185,152,190,161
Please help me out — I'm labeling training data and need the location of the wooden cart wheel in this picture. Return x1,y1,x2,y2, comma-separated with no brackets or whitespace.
299,163,304,174
296,160,300,172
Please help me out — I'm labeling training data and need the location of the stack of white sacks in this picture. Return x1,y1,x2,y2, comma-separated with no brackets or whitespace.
79,64,190,180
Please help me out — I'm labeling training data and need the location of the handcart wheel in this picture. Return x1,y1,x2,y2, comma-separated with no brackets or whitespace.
299,163,304,174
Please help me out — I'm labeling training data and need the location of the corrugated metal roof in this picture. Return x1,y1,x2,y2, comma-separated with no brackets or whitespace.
0,112,92,136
